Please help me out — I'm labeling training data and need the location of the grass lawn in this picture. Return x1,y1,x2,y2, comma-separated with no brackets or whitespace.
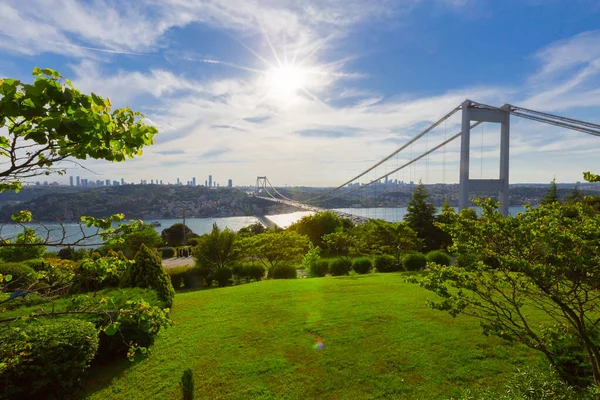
84,273,542,399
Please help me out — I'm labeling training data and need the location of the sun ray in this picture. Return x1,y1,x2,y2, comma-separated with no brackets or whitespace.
258,20,283,68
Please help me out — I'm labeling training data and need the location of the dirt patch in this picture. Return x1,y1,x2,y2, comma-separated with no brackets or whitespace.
162,257,194,269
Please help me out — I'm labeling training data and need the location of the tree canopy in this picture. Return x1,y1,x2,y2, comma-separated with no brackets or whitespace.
193,224,237,270
404,181,441,251
161,223,198,247
237,231,310,270
541,178,559,205
288,211,346,248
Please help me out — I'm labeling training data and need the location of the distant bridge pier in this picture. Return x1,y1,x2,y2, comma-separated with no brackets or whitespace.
459,100,511,216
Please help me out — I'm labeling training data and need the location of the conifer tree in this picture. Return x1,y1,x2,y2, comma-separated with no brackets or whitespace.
566,184,584,203
124,244,175,307
541,178,559,205
404,181,439,251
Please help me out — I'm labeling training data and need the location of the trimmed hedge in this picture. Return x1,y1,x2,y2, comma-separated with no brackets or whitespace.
213,267,233,287
352,257,372,274
402,253,427,271
233,264,266,282
123,244,175,307
310,259,329,277
269,264,297,279
374,255,400,273
0,319,99,399
0,262,35,289
162,247,176,259
425,251,452,267
329,258,352,276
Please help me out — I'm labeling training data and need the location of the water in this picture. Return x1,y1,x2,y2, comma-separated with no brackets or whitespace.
0,207,530,247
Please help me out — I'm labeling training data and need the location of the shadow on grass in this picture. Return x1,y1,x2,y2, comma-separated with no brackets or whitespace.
79,358,132,398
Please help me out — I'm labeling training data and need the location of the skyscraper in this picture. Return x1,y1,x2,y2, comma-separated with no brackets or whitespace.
192,177,196,186
204,180,207,187
69,176,74,186
177,177,180,185
208,175,212,187
151,179,154,185
228,179,232,188
105,179,110,186
121,178,125,185
76,176,80,186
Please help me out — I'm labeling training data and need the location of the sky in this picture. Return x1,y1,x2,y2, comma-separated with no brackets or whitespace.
1,0,600,187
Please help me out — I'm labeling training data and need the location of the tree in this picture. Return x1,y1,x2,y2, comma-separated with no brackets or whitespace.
584,172,600,183
566,184,585,203
0,227,46,261
123,244,175,307
161,223,197,247
193,224,237,270
414,198,600,387
435,199,454,250
541,178,559,205
288,211,344,247
322,229,360,261
238,231,310,271
403,181,441,251
354,220,421,265
104,224,163,259
237,222,266,237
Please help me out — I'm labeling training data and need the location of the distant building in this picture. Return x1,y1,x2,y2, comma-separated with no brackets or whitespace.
113,180,119,186
177,177,180,185
69,176,74,186
192,177,196,186
96,180,102,186
76,176,80,186
204,180,207,187
208,175,212,187
160,180,163,185
228,179,232,188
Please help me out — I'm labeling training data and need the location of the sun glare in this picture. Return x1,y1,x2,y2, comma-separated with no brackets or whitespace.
266,65,308,100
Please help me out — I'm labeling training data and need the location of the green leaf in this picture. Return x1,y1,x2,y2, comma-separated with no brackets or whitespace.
104,322,120,336
5,274,12,282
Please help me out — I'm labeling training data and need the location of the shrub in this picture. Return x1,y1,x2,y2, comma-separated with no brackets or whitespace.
352,257,372,274
329,258,352,276
374,255,400,272
22,258,48,271
181,368,195,400
402,252,427,271
167,266,211,289
123,244,175,307
0,319,99,399
162,247,176,259
311,259,329,277
233,264,266,282
57,247,74,260
425,250,452,266
213,267,233,287
269,264,298,279
455,253,478,269
0,262,35,289
186,238,200,247
0,228,46,262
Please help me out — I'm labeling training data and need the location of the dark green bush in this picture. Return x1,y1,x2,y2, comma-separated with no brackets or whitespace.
455,253,478,269
269,264,298,279
123,244,175,307
57,247,74,260
310,259,329,277
0,319,99,400
425,250,452,266
402,253,427,271
186,238,200,247
213,267,233,287
329,258,352,276
22,258,47,271
181,368,195,400
162,247,176,259
167,266,211,289
374,255,400,272
0,262,35,289
352,257,372,274
233,264,266,282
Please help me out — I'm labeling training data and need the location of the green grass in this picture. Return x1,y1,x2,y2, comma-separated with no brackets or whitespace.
84,273,542,400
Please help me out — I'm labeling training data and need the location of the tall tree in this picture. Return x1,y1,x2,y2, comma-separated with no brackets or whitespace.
354,220,421,264
237,231,310,271
161,223,197,247
193,224,237,270
566,184,584,203
403,181,440,251
288,211,344,247
541,178,559,205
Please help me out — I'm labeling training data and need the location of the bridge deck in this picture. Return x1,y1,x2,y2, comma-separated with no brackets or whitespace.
255,196,370,225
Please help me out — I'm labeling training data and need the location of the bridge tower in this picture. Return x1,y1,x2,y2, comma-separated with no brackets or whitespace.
459,100,511,216
255,176,267,195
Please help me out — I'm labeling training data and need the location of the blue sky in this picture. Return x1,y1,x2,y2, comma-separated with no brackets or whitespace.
1,0,600,186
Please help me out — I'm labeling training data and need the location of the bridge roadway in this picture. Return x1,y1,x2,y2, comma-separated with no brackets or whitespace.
255,196,370,225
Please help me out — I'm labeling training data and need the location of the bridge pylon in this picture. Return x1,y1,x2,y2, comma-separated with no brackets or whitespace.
255,176,267,195
459,100,510,216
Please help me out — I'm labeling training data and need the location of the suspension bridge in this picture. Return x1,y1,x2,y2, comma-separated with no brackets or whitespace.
254,99,600,223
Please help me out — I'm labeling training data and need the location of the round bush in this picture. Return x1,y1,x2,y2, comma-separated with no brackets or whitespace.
455,253,478,269
309,259,329,277
329,258,352,276
57,247,74,260
161,247,176,259
402,253,427,271
425,251,452,267
0,262,35,290
0,319,99,399
186,238,200,247
213,267,233,287
239,264,266,281
352,257,372,274
269,264,298,279
374,255,400,273
22,258,48,271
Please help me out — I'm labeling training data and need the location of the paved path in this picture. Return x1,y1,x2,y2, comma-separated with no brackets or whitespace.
162,257,194,269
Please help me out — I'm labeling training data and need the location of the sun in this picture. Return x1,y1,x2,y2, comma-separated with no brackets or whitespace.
266,65,308,100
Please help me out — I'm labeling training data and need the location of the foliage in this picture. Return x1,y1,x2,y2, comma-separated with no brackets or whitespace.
322,229,359,260
402,252,426,271
161,247,176,259
288,211,344,247
237,230,310,271
329,258,352,276
425,250,452,266
237,222,266,237
0,227,46,262
301,247,328,277
181,368,195,400
541,178,559,205
22,258,47,271
435,199,455,250
0,319,99,399
352,257,372,274
584,171,600,183
566,184,584,203
269,264,297,279
413,198,600,386
161,223,197,247
373,254,401,273
193,224,237,270
355,219,421,264
232,263,266,282
123,244,175,307
404,181,443,251
105,224,163,259
0,262,35,289
69,252,129,294
0,67,157,188
186,237,200,247
213,267,233,287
